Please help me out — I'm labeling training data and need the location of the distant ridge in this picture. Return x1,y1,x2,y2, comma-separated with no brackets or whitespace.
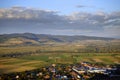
0,33,116,46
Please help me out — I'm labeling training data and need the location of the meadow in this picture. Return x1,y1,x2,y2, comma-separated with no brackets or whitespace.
0,45,120,73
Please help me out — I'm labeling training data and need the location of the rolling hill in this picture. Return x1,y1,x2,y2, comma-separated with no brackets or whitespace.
0,33,117,46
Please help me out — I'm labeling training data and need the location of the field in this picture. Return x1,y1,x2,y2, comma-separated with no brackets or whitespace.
0,45,120,74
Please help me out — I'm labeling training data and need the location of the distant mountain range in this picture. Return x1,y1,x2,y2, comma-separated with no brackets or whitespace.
0,33,116,46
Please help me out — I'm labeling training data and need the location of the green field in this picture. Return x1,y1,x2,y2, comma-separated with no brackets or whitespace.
0,51,120,73
0,44,120,74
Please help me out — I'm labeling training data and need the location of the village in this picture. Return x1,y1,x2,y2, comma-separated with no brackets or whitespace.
0,62,120,80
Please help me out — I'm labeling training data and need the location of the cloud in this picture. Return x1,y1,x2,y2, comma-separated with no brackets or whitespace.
76,5,87,8
76,5,95,8
0,7,120,38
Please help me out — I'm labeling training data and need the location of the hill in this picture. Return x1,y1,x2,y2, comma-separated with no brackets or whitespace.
0,33,116,46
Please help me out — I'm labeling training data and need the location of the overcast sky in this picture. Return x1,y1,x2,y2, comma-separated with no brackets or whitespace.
0,0,120,38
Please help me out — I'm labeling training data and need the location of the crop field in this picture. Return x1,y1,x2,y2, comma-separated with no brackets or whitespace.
0,43,120,74
0,49,120,74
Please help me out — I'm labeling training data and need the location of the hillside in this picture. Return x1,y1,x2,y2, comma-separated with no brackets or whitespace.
0,33,116,46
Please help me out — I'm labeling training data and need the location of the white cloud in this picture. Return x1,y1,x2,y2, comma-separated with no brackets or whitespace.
0,7,120,38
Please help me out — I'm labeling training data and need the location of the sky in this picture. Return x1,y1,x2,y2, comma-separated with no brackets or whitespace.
0,0,120,38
